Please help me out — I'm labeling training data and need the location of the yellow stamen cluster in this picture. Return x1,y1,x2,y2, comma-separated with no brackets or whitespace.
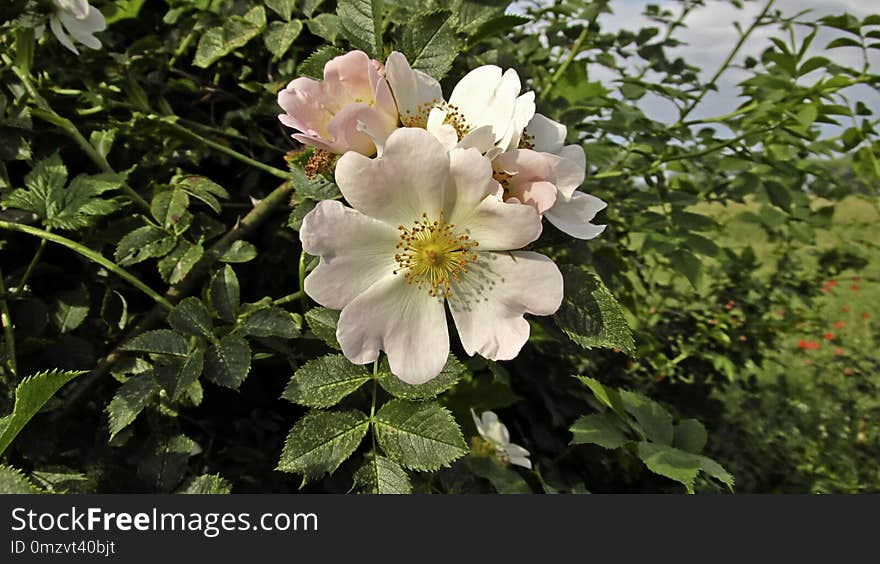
518,130,535,150
394,210,478,298
493,169,513,199
304,149,336,178
401,99,471,141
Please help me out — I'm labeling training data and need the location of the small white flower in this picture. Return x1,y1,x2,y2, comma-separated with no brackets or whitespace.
471,409,532,469
49,0,106,55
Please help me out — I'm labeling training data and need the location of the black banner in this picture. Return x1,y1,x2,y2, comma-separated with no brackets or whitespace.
0,495,875,562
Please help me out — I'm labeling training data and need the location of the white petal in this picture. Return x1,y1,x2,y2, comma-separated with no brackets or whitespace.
336,274,449,384
449,66,520,143
478,411,509,446
545,191,607,240
300,200,399,310
457,125,496,154
54,0,89,19
471,409,485,435
386,51,443,125
553,144,587,199
49,14,79,54
426,107,459,150
526,113,567,154
458,195,543,252
499,91,536,151
449,251,563,361
335,128,450,225
59,7,104,50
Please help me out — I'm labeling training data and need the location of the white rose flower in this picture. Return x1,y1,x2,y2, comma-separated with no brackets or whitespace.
299,128,564,384
471,409,532,469
49,0,106,55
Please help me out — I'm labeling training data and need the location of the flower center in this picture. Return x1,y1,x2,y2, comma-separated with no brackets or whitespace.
401,100,471,141
394,211,479,298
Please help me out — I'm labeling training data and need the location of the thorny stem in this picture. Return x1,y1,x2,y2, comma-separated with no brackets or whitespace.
676,0,777,123
150,115,292,179
52,180,296,421
0,221,174,311
0,266,16,381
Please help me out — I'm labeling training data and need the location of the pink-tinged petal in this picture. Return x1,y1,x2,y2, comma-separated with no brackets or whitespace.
445,147,498,221
553,144,586,199
494,149,561,214
300,200,399,310
544,191,607,240
526,113,566,153
449,251,563,361
50,14,78,54
461,196,543,251
335,128,450,225
449,66,520,143
386,51,443,124
278,77,334,137
326,102,381,156
373,75,400,127
337,274,449,384
290,132,335,153
322,50,375,106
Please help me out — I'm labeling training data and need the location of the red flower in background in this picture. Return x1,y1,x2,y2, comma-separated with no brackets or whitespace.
824,280,839,288
841,305,850,313
835,320,845,329
863,313,871,320
851,284,860,292
834,348,844,356
824,332,835,340
844,368,854,376
798,340,820,350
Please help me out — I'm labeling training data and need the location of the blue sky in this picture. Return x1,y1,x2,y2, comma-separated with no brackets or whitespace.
591,0,879,127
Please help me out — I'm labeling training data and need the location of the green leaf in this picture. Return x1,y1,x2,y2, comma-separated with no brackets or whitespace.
155,350,204,401
23,152,67,207
374,400,468,471
115,225,177,266
297,45,344,79
283,354,371,408
204,335,251,389
151,189,190,230
239,307,300,339
51,284,89,333
764,180,792,212
121,329,188,357
264,0,295,21
168,297,213,339
157,240,204,285
637,442,734,493
173,175,229,214
88,129,116,159
575,376,626,416
210,265,240,323
352,454,412,494
107,373,160,440
0,369,85,456
139,434,196,492
554,266,635,355
0,465,41,493
337,0,383,57
306,13,342,45
193,6,267,68
305,306,341,349
673,419,707,454
277,410,369,480
465,456,531,494
826,37,862,49
669,249,702,289
570,413,629,449
264,19,303,59
377,354,466,400
291,166,342,200
177,473,232,494
401,10,461,80
217,240,258,263
621,390,674,445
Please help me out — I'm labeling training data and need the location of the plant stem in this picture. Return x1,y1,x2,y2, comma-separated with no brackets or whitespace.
298,251,309,310
13,234,48,296
677,0,776,123
544,27,589,97
272,289,304,306
0,221,173,311
0,266,17,380
151,115,292,179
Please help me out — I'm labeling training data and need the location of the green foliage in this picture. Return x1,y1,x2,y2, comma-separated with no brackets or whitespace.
210,265,241,324
377,354,465,400
278,410,370,481
204,335,251,389
0,369,85,456
337,0,383,57
0,465,41,494
107,373,160,440
194,6,267,68
373,400,468,471
352,454,412,494
283,354,371,408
